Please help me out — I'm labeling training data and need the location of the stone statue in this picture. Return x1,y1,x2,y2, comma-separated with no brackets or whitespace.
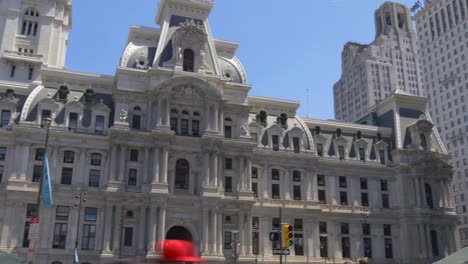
241,123,249,136
120,109,128,122
176,46,183,66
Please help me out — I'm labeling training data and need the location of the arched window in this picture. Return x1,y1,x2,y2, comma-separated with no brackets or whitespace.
175,159,190,190
183,49,194,72
21,8,40,36
224,117,232,138
425,183,434,208
192,111,200,136
430,230,439,256
420,133,427,150
131,106,142,129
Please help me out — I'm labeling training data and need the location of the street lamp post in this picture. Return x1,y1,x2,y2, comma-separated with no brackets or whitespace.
32,117,52,264
74,187,87,264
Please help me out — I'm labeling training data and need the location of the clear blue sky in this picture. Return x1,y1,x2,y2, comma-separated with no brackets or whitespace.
66,0,416,120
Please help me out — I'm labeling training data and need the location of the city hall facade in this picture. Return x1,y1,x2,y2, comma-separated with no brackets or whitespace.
0,0,458,263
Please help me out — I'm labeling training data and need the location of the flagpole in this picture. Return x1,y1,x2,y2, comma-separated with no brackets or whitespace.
32,117,52,264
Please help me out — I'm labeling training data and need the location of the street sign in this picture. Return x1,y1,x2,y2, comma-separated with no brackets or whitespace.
273,248,290,255
28,217,40,240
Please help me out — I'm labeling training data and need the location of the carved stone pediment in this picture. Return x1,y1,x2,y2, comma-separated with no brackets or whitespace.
172,83,203,97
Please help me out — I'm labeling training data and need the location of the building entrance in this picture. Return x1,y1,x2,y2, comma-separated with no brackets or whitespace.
166,226,193,242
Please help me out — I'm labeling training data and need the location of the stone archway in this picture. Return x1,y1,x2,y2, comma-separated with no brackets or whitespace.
166,225,193,242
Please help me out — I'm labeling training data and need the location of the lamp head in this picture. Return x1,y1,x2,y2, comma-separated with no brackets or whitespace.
44,118,52,127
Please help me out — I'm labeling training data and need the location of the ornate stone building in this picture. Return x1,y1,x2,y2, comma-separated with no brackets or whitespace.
0,0,458,263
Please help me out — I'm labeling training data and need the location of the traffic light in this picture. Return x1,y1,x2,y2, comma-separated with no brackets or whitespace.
283,224,293,248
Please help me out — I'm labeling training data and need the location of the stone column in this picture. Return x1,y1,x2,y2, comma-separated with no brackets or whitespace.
152,147,160,183
421,178,427,207
414,178,421,206
138,206,146,253
118,145,127,182
218,107,224,134
156,98,162,126
261,217,271,256
147,101,153,130
238,211,245,255
246,158,252,191
50,145,59,183
329,175,337,205
159,147,168,184
239,157,245,191
211,209,217,253
113,205,122,252
418,224,426,258
148,205,158,254
157,205,166,241
217,154,223,188
246,212,253,255
202,208,209,253
103,204,113,252
211,152,218,187
305,171,312,201
213,104,219,131
262,166,269,198
217,211,223,254
304,219,314,258
164,98,170,126
143,148,150,184
284,169,291,200
109,146,117,181
203,152,210,187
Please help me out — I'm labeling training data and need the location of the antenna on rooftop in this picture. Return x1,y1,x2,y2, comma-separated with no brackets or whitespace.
306,88,310,118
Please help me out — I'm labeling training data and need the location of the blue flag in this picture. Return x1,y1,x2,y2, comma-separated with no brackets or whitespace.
41,153,53,208
74,247,79,263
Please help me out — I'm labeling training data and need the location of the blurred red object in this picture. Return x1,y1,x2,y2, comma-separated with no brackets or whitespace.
156,240,205,262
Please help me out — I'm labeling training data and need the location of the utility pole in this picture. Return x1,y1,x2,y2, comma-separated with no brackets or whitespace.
74,187,86,264
279,207,282,264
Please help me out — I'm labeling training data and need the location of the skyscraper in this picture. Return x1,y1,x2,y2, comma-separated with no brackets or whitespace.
334,2,425,123
413,0,468,247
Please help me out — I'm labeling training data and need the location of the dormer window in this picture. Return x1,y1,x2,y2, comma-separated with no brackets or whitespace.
272,135,279,151
131,106,142,129
317,143,324,156
183,49,194,72
359,147,365,161
338,146,345,160
21,8,39,37
41,110,51,127
68,112,78,130
95,115,104,134
1,110,11,127
420,133,428,150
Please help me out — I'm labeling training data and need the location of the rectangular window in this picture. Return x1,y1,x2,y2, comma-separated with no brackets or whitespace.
272,184,280,199
342,237,351,258
360,178,368,189
379,149,386,164
252,182,258,198
320,236,328,258
181,119,189,135
192,120,199,136
359,147,365,161
68,112,78,130
224,232,232,249
294,233,304,256
55,206,69,220
381,179,388,191
90,153,101,166
224,125,232,138
89,170,100,187
128,169,137,186
22,221,30,248
82,224,96,250
382,194,390,208
0,147,6,161
293,171,301,182
95,115,105,134
363,237,372,258
294,219,303,231
170,117,177,132
361,192,369,207
225,158,232,170
60,167,73,185
293,137,300,153
317,174,325,186
340,191,348,205
339,176,347,188
52,223,67,249
385,238,393,258
431,230,439,256
362,223,371,235
341,223,350,234
130,149,139,161
317,143,323,156
225,177,232,192
124,227,133,246
272,135,279,151
131,115,141,129
28,67,34,80
1,110,11,127
41,110,51,126
252,168,258,178
338,146,345,159
271,169,279,180
252,232,259,255
63,151,74,163
35,148,44,161
0,165,3,182
293,185,301,200
384,224,392,236
84,207,98,222
10,65,16,78
319,222,327,234
318,190,326,204
272,218,280,230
